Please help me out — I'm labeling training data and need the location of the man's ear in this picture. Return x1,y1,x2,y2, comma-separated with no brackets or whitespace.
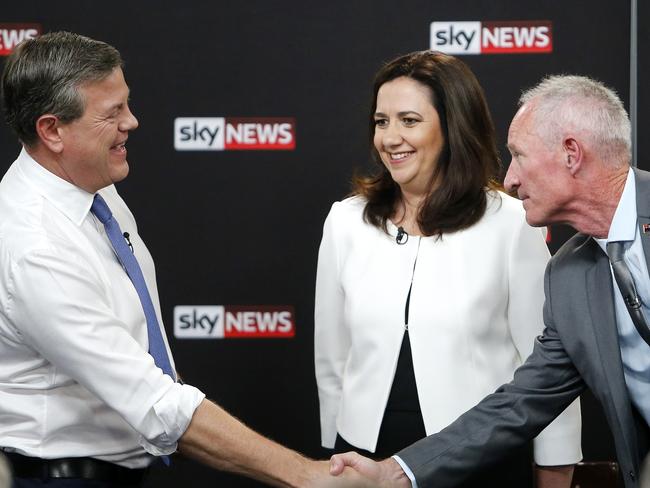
35,114,64,153
563,137,583,177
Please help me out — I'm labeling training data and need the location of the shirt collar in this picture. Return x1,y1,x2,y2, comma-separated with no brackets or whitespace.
594,167,636,250
16,147,95,226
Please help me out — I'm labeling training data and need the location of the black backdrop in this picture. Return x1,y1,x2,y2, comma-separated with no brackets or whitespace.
0,1,642,486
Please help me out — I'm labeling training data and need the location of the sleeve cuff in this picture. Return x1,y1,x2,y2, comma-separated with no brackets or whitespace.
392,455,418,488
139,383,205,456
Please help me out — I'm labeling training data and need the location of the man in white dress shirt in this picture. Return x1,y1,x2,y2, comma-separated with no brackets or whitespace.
0,31,347,488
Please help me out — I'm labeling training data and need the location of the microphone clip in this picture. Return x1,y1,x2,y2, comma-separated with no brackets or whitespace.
123,232,134,253
396,226,409,245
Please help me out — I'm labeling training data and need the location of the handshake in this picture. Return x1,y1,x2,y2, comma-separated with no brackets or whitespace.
309,452,411,488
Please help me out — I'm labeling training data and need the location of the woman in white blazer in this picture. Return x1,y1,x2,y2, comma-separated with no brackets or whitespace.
314,51,582,488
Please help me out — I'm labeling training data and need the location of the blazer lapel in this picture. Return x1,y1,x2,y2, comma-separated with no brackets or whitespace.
585,242,637,456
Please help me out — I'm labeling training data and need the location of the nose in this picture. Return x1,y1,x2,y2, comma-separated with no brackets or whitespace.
119,105,139,132
504,161,519,193
381,121,403,148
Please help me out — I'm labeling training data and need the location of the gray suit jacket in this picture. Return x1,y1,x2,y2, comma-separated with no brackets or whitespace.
397,168,650,488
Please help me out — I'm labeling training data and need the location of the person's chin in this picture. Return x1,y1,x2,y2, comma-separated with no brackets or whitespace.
524,212,546,228
388,169,413,187
111,162,130,184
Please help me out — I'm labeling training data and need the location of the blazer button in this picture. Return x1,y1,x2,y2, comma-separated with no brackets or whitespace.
629,470,636,481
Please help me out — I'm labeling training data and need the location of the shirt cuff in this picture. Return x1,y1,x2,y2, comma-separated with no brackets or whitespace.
392,455,418,488
139,383,205,456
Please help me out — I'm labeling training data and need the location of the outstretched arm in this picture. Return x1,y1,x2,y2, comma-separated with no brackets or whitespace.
180,399,327,488
180,399,388,488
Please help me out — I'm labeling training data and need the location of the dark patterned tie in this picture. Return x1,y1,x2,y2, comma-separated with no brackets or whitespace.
607,240,650,346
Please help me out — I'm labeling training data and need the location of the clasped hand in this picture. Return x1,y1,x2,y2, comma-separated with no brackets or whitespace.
311,452,410,487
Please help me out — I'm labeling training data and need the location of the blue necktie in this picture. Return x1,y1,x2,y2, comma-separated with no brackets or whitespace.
91,194,176,380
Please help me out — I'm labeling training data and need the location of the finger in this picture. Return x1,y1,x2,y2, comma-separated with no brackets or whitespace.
330,454,345,475
330,451,364,475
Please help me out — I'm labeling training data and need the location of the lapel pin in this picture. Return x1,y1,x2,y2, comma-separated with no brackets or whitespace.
643,224,650,234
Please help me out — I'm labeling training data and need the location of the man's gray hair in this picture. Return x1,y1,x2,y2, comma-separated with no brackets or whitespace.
1,31,123,146
520,75,631,165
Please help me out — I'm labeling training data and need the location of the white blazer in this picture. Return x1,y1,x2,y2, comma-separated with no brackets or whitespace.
314,192,582,465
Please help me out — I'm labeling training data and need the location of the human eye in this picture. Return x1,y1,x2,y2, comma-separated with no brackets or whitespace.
104,106,122,121
374,117,388,128
401,117,419,127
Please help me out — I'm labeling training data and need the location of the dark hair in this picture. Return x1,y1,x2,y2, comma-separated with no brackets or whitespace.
354,50,501,237
1,31,123,146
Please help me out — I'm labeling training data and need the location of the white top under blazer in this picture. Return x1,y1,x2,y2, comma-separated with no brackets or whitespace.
314,191,582,465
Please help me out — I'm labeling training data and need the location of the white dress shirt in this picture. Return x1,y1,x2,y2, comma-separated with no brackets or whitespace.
595,168,650,427
0,149,204,468
315,192,582,478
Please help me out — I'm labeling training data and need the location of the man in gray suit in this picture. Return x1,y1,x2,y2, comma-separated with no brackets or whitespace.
329,75,650,488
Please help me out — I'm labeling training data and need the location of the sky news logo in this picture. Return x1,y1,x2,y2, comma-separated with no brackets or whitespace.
0,24,41,56
431,21,552,55
174,305,295,339
174,117,295,151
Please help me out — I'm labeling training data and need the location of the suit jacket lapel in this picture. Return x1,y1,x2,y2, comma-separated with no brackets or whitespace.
585,239,638,461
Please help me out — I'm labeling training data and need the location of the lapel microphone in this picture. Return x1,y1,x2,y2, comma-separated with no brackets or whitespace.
396,226,409,245
123,232,134,253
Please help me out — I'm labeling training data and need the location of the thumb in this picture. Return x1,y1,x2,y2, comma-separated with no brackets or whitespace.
329,454,345,475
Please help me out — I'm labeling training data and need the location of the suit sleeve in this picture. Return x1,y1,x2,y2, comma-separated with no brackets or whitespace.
507,221,583,466
314,203,351,448
396,260,586,487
